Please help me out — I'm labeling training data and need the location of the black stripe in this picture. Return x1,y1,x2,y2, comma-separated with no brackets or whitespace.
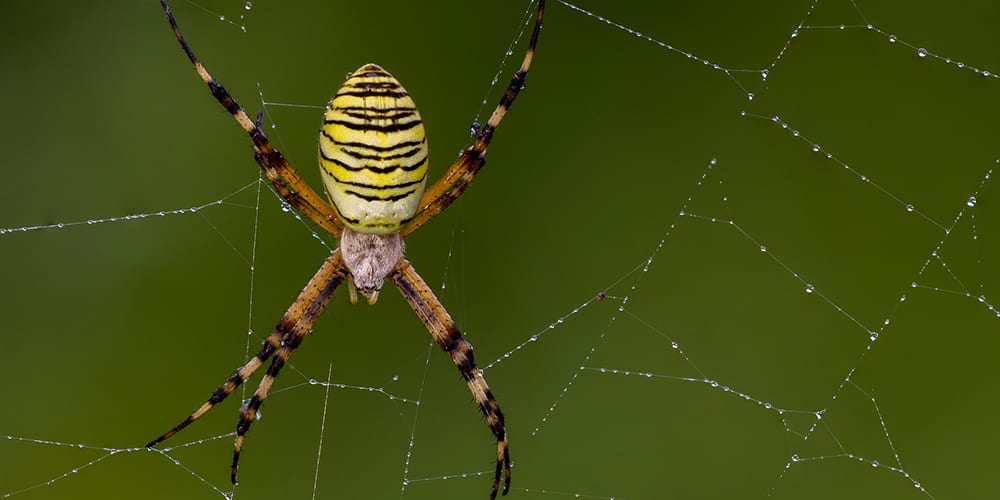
265,355,286,377
208,80,240,115
321,150,428,174
337,109,417,121
335,138,425,152
358,217,412,229
339,145,423,161
208,373,244,404
344,188,418,202
347,80,401,90
237,397,261,433
325,170,426,190
324,118,422,133
333,105,417,114
336,89,408,99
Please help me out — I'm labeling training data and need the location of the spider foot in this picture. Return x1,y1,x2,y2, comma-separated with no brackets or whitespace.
490,440,511,499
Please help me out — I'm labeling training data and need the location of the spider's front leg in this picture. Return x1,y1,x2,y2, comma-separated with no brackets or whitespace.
391,259,511,498
401,0,546,238
160,0,343,238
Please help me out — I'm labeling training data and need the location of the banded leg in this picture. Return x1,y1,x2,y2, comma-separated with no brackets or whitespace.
230,253,347,483
146,253,346,466
401,0,545,238
391,259,511,499
160,0,343,238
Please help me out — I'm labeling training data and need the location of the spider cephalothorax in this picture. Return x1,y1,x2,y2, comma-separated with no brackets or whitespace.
339,228,403,303
149,2,544,498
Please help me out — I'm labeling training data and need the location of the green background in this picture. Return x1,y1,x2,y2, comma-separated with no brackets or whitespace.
1,1,997,499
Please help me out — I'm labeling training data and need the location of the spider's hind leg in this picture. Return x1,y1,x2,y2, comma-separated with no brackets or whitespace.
391,259,511,498
147,252,347,482
146,333,282,449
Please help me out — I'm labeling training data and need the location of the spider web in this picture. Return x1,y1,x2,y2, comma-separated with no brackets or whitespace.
1,0,997,499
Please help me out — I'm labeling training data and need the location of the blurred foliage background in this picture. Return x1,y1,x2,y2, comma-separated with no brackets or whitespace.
1,1,997,499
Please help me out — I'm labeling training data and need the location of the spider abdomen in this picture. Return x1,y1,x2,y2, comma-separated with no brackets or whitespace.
319,64,428,234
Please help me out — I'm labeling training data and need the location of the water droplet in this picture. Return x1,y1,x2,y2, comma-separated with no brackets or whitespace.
869,331,879,341
888,34,897,43
917,48,928,58
761,69,769,81
244,1,253,9
747,92,754,101
900,294,907,302
866,24,873,30
812,145,821,152
967,196,977,207
790,30,798,38
905,204,914,212
791,454,800,462
805,284,815,293
911,281,917,288
760,245,767,252
392,374,399,381
872,460,879,467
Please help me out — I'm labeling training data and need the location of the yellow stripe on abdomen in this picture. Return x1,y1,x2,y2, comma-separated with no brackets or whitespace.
319,64,429,234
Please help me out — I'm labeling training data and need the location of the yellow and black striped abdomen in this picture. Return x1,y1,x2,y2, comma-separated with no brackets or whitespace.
319,64,428,234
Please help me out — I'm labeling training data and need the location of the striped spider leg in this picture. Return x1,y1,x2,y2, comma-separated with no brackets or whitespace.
391,259,512,495
402,0,545,238
158,0,343,239
149,1,545,498
146,252,347,482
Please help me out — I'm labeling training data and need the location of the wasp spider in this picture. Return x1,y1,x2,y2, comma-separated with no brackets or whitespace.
148,1,544,498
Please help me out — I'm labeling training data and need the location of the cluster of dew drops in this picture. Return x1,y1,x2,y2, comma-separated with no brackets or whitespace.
216,2,254,32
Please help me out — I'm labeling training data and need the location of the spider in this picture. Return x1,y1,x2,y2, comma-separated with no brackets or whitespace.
147,1,545,498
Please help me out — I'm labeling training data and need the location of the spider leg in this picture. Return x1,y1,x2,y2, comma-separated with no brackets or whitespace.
159,0,343,238
391,259,511,499
146,253,346,473
401,0,545,238
228,252,347,483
